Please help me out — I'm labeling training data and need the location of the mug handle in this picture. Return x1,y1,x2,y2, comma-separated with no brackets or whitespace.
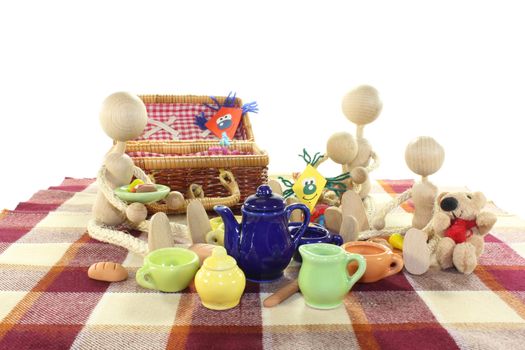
344,253,367,289
136,266,156,290
383,253,404,278
285,203,311,248
331,233,344,246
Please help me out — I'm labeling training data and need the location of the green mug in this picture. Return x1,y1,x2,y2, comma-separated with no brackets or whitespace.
136,247,199,292
298,243,366,309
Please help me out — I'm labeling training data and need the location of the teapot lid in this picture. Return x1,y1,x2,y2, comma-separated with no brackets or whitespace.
203,246,238,271
243,184,285,212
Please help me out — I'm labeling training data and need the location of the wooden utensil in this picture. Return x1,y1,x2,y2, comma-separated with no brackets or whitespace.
263,279,299,308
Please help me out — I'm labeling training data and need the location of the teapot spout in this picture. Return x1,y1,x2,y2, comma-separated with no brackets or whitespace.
214,205,240,258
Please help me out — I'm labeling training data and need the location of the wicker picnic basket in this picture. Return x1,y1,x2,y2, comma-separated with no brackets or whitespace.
126,94,269,213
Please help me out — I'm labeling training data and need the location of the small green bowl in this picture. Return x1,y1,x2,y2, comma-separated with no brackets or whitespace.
114,184,170,204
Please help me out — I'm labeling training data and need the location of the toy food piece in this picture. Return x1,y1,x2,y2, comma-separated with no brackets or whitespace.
136,183,157,193
206,216,242,246
128,179,145,192
389,233,404,250
263,279,299,308
188,243,216,265
194,246,246,310
114,184,170,204
88,262,128,282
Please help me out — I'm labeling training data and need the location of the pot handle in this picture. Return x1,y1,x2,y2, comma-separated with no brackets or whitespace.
383,253,404,278
285,203,311,248
331,233,344,246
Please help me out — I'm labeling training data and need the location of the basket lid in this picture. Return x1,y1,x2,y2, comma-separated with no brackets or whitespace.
243,185,285,213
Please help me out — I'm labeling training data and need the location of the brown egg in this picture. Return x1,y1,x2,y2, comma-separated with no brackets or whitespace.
188,243,217,265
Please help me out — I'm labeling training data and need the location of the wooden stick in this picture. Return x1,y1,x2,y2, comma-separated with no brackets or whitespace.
263,279,299,308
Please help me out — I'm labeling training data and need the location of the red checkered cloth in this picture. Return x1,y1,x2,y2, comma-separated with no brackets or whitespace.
127,148,252,158
0,178,524,349
137,103,248,141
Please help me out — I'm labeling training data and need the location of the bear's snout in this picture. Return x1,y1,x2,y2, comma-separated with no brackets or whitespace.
440,197,458,212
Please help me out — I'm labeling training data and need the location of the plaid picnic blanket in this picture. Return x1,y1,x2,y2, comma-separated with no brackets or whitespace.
0,178,524,350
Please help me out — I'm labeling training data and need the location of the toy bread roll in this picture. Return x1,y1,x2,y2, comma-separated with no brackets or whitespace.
136,184,157,193
88,262,128,282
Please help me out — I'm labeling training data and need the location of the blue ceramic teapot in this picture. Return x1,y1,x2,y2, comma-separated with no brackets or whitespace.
214,184,310,282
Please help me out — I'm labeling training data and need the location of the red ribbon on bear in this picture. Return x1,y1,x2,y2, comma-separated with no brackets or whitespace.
444,218,477,243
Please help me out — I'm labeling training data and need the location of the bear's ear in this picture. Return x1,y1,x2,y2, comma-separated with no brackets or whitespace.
436,192,448,205
471,192,487,208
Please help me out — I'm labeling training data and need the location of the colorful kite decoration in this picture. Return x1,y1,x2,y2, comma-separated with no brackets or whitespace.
195,92,258,141
279,149,351,212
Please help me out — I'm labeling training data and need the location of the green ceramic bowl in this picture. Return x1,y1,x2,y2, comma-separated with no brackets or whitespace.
114,184,170,204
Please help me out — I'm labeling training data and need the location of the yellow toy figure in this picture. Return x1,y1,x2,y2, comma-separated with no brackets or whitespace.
292,165,327,212
279,149,351,221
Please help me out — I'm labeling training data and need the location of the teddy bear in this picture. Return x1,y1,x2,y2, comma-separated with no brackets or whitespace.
403,191,497,275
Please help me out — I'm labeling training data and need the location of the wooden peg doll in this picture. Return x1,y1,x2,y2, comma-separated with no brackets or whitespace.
371,136,445,231
323,85,382,199
88,92,187,256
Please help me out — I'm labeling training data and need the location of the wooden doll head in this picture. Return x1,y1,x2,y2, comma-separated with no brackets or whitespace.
99,92,148,142
341,85,382,126
405,136,445,177
326,132,358,165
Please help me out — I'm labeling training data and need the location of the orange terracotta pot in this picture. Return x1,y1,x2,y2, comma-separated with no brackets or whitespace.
343,241,404,283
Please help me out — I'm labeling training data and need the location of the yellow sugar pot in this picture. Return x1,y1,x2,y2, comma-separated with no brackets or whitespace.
194,246,246,310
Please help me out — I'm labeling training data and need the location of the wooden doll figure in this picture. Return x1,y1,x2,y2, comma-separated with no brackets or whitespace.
371,136,445,231
324,85,382,199
87,92,187,256
321,85,382,241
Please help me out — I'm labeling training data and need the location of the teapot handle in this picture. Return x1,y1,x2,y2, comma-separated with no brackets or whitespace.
285,203,310,248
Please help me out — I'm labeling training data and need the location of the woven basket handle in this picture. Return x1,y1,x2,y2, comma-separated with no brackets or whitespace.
146,170,241,214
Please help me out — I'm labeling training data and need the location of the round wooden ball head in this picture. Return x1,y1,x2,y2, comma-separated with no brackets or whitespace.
99,92,148,142
405,136,445,178
341,85,382,126
325,132,368,187
326,132,358,165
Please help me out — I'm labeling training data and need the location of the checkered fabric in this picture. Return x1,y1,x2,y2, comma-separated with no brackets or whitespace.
126,149,251,158
137,103,247,141
0,178,524,350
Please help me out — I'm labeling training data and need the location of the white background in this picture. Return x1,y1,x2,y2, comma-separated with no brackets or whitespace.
0,1,524,216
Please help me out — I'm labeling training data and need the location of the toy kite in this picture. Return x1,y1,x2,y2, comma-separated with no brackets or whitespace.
279,149,351,212
195,92,258,140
